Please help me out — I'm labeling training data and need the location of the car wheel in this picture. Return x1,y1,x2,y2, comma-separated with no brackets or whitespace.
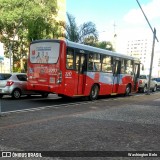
143,85,147,93
124,84,131,96
0,94,3,98
12,89,21,99
152,85,157,92
89,84,99,100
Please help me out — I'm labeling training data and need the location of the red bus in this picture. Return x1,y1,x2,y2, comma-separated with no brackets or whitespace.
27,39,140,100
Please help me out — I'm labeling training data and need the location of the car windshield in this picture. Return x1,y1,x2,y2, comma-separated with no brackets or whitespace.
139,75,147,79
0,74,11,80
153,78,160,82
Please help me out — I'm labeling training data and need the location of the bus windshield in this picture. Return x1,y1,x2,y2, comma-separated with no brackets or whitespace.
30,42,60,64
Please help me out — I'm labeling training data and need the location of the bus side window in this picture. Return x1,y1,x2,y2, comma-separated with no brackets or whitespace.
88,62,93,71
102,55,112,73
66,48,74,69
126,60,133,75
88,52,101,72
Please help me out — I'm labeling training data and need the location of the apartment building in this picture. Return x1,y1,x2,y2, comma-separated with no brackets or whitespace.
126,38,160,77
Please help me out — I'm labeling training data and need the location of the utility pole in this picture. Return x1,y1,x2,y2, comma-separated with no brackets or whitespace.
136,0,159,95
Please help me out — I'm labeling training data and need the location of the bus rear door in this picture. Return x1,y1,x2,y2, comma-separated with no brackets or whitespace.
112,59,121,94
74,52,87,95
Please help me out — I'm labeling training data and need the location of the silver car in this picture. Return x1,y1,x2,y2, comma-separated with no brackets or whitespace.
0,73,48,99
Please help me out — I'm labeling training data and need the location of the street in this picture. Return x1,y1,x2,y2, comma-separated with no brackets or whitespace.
0,92,158,113
0,92,160,159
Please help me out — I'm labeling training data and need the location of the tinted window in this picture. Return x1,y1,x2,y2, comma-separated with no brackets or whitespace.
0,74,11,80
139,75,147,79
66,48,74,69
157,78,160,82
121,60,133,75
153,78,160,82
88,52,101,71
102,55,112,73
17,75,27,81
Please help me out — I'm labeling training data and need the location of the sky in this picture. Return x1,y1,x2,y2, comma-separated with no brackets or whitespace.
66,0,160,42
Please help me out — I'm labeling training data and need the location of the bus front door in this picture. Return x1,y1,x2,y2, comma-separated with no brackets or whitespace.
112,59,121,94
75,53,87,95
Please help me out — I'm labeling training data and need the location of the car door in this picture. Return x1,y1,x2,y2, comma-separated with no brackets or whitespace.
16,74,28,94
150,77,155,88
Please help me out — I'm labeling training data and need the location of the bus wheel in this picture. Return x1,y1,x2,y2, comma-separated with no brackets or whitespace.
125,85,131,96
89,84,99,100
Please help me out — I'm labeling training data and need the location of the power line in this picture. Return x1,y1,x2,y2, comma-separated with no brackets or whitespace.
136,0,159,42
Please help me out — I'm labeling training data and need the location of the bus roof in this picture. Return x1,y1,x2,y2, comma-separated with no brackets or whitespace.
31,39,140,62
66,40,139,61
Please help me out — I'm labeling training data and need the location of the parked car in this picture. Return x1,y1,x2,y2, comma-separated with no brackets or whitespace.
0,73,48,99
153,77,160,89
138,75,157,93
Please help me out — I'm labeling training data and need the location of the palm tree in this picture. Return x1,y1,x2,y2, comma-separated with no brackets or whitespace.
63,13,98,44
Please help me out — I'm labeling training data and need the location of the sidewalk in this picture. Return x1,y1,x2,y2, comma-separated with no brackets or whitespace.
0,92,160,159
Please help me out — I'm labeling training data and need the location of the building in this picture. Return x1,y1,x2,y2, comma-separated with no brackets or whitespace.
0,43,10,73
126,38,160,77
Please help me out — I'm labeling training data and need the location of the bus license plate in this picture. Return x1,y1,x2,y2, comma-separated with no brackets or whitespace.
50,77,55,83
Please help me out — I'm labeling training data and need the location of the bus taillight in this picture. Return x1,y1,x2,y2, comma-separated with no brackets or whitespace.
57,70,62,84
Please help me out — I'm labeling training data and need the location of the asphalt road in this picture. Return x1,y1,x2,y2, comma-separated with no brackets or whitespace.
0,92,156,113
0,92,160,160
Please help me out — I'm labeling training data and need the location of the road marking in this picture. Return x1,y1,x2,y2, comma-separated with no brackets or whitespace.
2,101,94,114
2,92,159,115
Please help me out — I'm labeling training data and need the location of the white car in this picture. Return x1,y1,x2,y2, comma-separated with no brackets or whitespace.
138,75,157,93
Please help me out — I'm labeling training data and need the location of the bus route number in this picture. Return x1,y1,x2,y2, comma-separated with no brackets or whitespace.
65,71,72,78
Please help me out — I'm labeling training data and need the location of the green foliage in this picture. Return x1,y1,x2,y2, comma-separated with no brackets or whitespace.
63,13,114,51
96,41,115,51
0,0,59,72
63,13,98,44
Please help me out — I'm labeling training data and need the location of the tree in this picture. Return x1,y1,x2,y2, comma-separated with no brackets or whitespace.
0,0,60,72
63,13,98,44
96,41,115,51
63,13,115,51
83,37,115,51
